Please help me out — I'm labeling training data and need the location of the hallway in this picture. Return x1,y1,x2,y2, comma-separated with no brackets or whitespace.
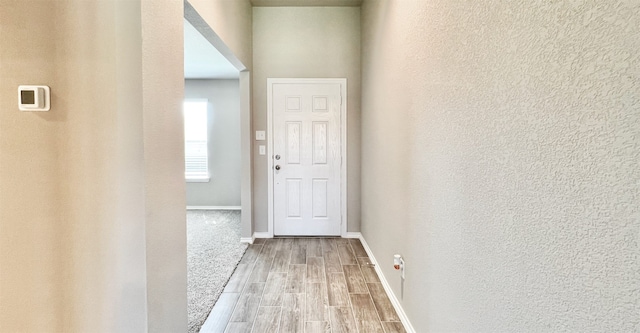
200,237,405,333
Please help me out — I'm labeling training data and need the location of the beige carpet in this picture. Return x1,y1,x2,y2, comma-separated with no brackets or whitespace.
187,210,248,333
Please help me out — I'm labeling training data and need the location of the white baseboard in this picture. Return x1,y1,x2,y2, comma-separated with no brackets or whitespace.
343,232,362,238
187,206,241,210
240,232,272,244
358,235,416,333
240,236,254,244
253,232,271,239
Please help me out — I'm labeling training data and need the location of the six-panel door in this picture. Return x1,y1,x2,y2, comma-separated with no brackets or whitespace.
272,82,342,236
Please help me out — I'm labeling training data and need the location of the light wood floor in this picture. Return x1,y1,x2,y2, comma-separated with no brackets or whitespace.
199,237,406,333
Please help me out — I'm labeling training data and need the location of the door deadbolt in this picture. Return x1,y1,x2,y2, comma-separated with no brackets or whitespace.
275,165,281,170
275,155,281,160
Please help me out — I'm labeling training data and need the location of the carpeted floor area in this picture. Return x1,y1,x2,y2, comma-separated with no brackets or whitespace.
187,210,248,333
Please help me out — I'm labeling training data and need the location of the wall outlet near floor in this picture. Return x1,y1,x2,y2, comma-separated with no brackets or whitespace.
394,254,405,280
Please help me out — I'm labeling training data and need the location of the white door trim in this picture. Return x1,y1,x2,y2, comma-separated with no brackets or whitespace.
267,78,347,238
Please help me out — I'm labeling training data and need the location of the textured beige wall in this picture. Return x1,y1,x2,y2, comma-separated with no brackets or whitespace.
253,6,361,233
0,1,150,331
239,71,253,238
141,1,187,332
0,2,82,331
361,0,640,331
0,0,186,331
185,79,241,207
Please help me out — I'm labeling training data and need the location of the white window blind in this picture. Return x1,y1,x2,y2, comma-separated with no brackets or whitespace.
183,99,209,181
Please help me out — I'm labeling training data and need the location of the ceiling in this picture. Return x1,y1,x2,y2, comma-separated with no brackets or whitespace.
184,19,239,79
251,0,362,6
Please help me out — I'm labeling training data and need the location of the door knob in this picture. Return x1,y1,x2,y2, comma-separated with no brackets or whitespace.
275,165,281,170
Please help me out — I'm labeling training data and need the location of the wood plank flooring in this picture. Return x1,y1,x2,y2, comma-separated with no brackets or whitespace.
200,237,406,333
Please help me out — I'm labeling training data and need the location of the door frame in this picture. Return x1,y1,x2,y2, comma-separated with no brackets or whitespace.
267,78,348,238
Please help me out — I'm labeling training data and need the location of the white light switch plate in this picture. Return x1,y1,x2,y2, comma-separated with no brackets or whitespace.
255,130,266,141
259,145,266,155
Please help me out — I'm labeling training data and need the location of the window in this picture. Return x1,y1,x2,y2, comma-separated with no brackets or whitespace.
183,99,209,182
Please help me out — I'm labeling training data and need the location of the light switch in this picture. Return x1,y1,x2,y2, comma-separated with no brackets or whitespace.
259,145,266,155
255,130,266,141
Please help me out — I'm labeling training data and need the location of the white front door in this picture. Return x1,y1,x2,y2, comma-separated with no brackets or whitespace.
270,80,344,236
